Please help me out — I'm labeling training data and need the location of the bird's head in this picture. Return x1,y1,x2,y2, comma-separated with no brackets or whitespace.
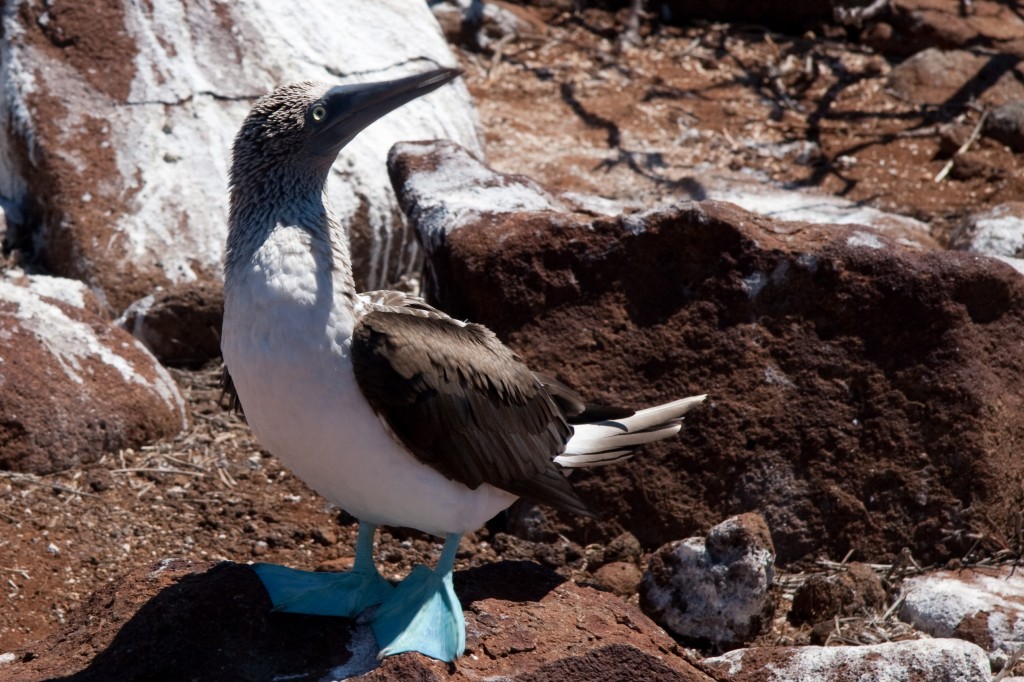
229,67,461,198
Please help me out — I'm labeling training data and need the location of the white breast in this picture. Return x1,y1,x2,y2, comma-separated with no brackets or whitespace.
221,226,516,537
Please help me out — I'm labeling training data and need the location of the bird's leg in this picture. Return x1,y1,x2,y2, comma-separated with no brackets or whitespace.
371,532,466,662
252,520,393,617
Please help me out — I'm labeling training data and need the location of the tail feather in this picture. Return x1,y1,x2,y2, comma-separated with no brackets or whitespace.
554,394,706,469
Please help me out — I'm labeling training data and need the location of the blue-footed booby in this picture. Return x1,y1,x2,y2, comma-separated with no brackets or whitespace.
221,67,705,663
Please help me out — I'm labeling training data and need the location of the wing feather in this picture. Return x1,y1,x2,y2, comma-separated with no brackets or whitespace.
351,307,596,518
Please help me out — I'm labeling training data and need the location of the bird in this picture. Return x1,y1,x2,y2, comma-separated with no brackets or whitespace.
221,67,705,663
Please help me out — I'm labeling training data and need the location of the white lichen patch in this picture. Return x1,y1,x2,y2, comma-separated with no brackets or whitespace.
2,271,89,309
395,141,564,252
847,231,884,250
711,182,929,238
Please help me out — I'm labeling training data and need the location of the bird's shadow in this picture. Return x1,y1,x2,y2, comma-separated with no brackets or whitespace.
40,560,563,682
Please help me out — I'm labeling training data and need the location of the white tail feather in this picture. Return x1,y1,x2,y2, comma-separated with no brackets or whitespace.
554,394,706,468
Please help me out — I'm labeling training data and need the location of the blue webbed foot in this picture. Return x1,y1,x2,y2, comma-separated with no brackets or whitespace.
252,562,393,617
252,521,392,618
371,563,466,662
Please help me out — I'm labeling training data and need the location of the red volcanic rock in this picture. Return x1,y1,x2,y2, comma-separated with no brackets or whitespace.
3,559,712,682
0,274,187,474
389,139,1024,566
790,563,887,625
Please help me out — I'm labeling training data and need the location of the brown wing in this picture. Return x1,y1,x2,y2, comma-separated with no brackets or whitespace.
350,308,596,518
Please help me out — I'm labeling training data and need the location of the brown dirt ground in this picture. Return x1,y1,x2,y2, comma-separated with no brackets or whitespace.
3,6,1023,673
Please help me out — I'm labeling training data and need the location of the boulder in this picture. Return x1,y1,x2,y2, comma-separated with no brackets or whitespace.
116,281,224,368
2,559,713,682
389,139,1024,566
0,0,480,312
0,273,187,473
899,566,1024,670
887,48,1024,108
702,639,993,682
639,514,776,650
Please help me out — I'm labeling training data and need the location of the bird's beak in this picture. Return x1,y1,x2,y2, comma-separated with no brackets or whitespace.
308,67,462,157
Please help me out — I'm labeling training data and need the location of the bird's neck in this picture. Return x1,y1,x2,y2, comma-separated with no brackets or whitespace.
225,176,356,297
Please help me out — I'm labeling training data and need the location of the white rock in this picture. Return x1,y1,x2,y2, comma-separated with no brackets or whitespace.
703,639,992,682
639,513,775,648
0,0,480,310
951,202,1024,260
900,566,1024,670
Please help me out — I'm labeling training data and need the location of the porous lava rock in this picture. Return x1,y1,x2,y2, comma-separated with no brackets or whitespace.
639,514,776,650
389,139,1024,566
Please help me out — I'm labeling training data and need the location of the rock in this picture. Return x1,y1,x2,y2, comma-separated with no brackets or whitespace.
0,1,480,312
789,563,887,625
899,566,1024,670
592,562,643,598
702,639,993,682
116,281,224,368
0,274,187,474
639,514,775,650
707,181,936,251
984,102,1024,152
389,139,1024,565
888,48,1024,107
950,151,999,182
605,531,643,564
951,202,1024,259
390,140,937,266
3,559,713,682
866,0,1024,58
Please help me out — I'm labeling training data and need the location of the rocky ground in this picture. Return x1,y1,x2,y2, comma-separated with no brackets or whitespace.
3,1,1024,680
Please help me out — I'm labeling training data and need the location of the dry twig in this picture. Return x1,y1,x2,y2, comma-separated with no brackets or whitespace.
935,111,988,183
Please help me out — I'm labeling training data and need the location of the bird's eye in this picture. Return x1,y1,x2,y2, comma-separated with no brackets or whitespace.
311,105,327,122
